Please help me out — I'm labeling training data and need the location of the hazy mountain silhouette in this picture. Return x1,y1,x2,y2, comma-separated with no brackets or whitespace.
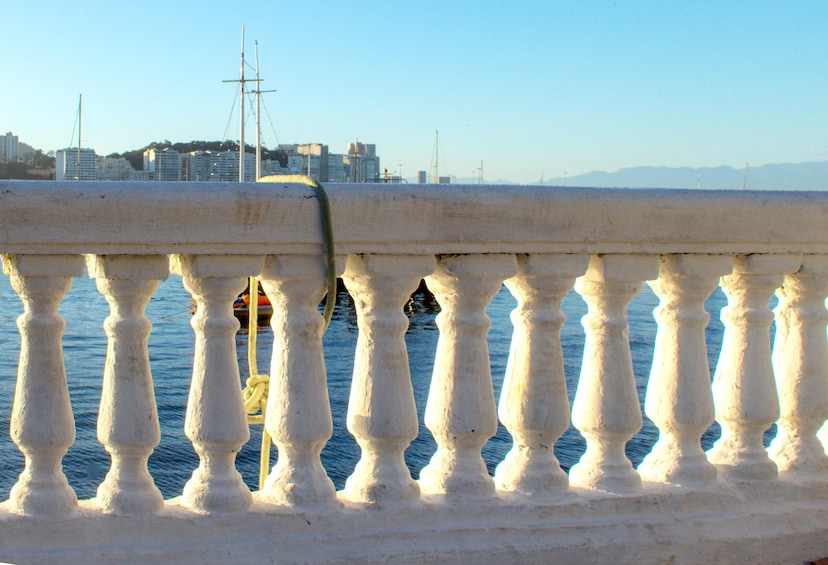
538,161,828,190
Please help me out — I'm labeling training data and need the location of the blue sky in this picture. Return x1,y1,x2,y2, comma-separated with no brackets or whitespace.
2,1,826,183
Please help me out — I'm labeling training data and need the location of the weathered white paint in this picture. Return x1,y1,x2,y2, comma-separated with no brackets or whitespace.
638,254,732,485
0,181,827,564
707,254,802,482
2,254,83,518
769,255,828,477
570,254,658,493
171,254,263,513
495,253,587,495
419,254,517,497
87,254,169,515
258,255,338,507
340,254,435,505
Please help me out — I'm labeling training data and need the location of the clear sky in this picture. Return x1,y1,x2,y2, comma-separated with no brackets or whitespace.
2,1,826,184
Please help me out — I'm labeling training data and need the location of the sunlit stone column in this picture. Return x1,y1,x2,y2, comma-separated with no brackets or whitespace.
258,255,338,507
171,254,264,513
494,253,588,495
3,254,84,517
87,254,168,514
340,254,436,505
419,254,517,497
638,254,732,486
768,256,828,477
707,254,801,482
570,254,658,493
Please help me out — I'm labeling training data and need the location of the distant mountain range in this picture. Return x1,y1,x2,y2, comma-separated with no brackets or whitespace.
537,161,828,191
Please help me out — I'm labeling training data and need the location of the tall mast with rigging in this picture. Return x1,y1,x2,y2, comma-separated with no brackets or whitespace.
238,28,245,182
255,41,261,181
224,28,273,182
252,40,276,181
77,94,82,180
223,27,252,182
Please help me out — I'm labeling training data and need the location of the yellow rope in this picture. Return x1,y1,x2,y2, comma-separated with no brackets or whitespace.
240,175,336,490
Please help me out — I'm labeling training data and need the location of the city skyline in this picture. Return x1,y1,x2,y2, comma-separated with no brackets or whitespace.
2,1,826,185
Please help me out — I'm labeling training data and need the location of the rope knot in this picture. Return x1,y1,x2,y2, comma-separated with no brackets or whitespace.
243,373,270,418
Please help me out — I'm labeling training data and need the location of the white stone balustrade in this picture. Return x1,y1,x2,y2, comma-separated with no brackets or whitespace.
419,254,517,497
768,256,828,477
340,253,435,505
495,253,588,495
258,254,338,507
87,254,169,514
707,254,802,482
570,254,658,493
0,181,827,564
171,253,264,513
637,254,732,485
2,254,84,518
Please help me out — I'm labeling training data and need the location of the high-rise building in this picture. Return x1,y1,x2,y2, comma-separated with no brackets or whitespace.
97,156,134,181
143,148,181,181
345,141,380,183
327,154,346,182
210,151,255,182
0,132,19,161
183,151,213,181
297,144,329,182
56,147,97,181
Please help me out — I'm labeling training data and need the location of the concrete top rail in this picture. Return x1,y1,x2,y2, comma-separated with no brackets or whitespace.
2,180,828,255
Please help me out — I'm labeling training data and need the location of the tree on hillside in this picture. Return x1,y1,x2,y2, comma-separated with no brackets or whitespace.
114,140,288,170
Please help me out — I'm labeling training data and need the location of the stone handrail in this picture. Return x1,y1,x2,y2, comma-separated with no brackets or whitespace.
0,180,827,564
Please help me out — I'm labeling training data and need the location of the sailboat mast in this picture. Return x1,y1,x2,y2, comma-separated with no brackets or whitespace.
77,94,82,181
239,27,245,182
435,130,439,182
255,40,261,181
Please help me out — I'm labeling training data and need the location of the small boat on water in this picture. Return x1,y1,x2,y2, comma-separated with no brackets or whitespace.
234,283,272,323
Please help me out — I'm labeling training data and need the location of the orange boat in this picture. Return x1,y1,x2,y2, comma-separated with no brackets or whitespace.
233,284,273,322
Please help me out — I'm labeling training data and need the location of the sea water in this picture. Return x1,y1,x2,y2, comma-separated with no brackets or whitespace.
0,272,747,500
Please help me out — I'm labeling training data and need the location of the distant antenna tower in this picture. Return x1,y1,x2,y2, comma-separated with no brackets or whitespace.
478,160,484,184
743,162,750,190
429,130,439,183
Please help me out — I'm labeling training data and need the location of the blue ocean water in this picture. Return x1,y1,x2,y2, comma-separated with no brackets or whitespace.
0,271,750,500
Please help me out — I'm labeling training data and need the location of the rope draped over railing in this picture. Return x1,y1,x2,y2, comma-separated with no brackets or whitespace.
241,175,337,489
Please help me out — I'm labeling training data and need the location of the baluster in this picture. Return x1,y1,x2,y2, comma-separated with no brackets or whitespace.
494,253,588,495
570,254,658,493
171,254,264,513
707,254,801,482
3,254,84,517
87,254,168,514
638,254,732,485
258,255,338,507
768,256,828,477
340,254,435,505
419,254,517,497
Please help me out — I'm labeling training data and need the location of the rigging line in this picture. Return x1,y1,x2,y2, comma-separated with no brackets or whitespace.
68,105,79,149
222,91,239,142
244,92,257,148
259,95,281,147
